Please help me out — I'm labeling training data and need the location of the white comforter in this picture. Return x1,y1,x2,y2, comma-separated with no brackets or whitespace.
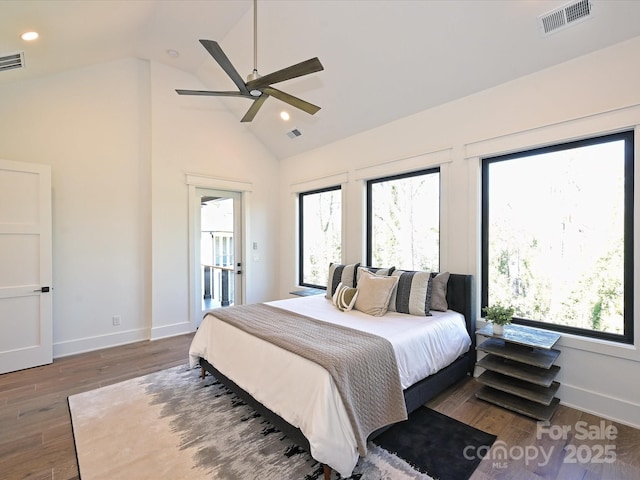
188,295,471,477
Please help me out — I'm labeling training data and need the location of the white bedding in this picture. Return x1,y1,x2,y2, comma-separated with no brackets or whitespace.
188,295,471,477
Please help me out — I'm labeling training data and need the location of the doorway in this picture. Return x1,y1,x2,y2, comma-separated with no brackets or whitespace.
192,188,243,327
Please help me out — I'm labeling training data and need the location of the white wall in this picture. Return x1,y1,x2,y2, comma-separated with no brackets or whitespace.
0,57,280,356
278,36,640,427
0,58,150,355
148,61,280,339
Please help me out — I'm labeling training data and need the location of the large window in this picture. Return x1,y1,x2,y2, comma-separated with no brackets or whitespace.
482,131,634,343
367,168,440,271
298,186,342,288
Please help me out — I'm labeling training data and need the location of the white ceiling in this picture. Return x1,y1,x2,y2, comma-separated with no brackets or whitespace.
2,0,640,160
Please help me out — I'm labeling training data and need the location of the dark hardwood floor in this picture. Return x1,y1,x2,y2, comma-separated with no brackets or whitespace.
0,334,194,480
1,333,638,480
427,379,640,480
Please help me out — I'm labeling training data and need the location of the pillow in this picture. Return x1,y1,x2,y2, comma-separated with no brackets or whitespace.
429,272,450,311
354,270,399,316
332,282,359,312
388,269,433,316
355,266,395,286
325,262,360,299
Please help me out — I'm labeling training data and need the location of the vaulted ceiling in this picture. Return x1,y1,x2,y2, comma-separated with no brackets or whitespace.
2,0,640,159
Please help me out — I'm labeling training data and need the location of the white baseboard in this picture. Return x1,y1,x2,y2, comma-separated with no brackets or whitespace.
559,383,640,429
473,366,639,429
53,327,149,358
150,321,194,340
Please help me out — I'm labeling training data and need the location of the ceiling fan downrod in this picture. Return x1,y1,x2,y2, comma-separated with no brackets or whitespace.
247,0,260,85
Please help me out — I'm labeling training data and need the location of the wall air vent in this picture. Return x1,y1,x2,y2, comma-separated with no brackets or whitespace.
0,52,24,72
538,0,593,36
286,128,302,139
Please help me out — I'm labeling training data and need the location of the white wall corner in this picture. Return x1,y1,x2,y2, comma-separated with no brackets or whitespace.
150,321,194,341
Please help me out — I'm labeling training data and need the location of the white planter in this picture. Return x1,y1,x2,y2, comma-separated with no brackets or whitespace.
493,323,504,335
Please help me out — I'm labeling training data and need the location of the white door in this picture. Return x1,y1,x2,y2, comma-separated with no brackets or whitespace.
193,188,243,327
0,159,53,374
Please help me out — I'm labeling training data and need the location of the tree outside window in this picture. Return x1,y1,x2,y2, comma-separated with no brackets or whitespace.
367,168,440,271
482,131,633,343
299,186,342,288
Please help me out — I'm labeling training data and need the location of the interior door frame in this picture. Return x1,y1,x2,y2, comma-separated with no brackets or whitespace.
186,174,251,331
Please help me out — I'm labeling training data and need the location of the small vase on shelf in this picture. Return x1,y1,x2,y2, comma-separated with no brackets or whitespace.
482,302,514,337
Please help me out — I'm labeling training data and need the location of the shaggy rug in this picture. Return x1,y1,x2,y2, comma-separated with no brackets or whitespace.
68,365,494,480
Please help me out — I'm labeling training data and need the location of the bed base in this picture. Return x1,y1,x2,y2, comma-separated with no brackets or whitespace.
198,273,476,478
200,352,471,478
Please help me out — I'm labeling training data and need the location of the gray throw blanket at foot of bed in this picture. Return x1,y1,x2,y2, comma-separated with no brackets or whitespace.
210,303,408,456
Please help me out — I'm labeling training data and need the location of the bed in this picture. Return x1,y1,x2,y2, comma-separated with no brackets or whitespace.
189,271,476,479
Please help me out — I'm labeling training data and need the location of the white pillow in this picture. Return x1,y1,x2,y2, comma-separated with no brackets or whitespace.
332,282,359,312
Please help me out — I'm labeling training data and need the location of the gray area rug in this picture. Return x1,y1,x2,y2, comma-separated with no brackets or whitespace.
69,365,437,479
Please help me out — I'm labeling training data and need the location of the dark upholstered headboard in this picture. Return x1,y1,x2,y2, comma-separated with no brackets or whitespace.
446,274,476,366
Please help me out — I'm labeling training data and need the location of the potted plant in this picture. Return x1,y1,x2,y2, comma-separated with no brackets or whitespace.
482,302,514,335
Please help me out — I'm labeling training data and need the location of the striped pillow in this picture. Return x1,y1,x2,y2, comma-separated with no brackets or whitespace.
325,262,360,299
388,270,433,316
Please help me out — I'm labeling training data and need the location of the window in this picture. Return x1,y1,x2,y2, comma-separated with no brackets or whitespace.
482,131,634,343
298,186,342,288
367,168,440,271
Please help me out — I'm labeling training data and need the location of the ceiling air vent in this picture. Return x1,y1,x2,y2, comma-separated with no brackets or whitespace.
286,128,302,139
0,52,24,72
538,0,593,36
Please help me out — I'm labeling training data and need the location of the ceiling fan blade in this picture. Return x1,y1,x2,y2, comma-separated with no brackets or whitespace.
241,94,269,122
176,89,249,97
246,57,324,90
262,87,320,115
199,39,250,95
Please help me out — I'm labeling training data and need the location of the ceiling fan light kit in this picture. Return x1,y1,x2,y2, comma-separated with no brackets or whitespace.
176,0,323,122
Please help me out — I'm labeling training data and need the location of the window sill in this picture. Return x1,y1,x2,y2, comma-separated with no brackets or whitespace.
290,288,325,297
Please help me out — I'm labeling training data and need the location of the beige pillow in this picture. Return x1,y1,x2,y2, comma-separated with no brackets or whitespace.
354,270,399,316
355,266,395,286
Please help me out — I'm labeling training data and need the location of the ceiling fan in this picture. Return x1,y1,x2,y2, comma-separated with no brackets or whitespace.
176,0,324,122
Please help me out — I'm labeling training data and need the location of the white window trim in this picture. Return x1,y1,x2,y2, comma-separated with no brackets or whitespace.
466,104,640,362
354,147,451,182
290,171,348,194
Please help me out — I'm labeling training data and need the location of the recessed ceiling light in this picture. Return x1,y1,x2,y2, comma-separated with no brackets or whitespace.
21,31,39,41
166,49,179,58
280,111,290,121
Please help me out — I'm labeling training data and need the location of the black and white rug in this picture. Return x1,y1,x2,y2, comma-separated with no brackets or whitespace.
68,365,494,479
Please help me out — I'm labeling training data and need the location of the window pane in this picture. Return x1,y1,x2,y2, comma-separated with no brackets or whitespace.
484,134,631,339
369,169,440,271
299,188,341,287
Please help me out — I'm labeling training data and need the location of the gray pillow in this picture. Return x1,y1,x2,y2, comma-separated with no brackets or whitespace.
429,272,450,311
